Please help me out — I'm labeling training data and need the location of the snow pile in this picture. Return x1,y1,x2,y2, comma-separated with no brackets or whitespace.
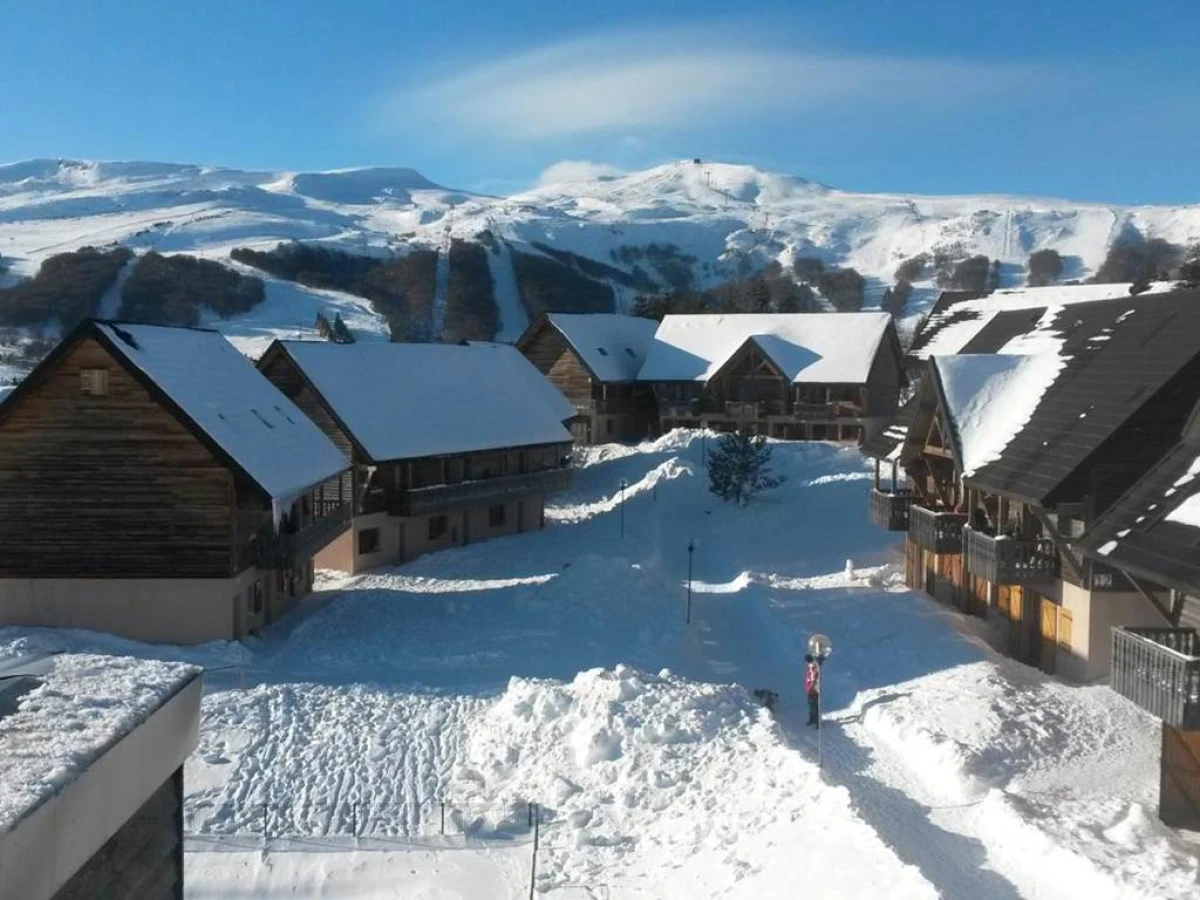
934,352,1065,475
452,666,936,898
548,457,694,523
0,653,197,830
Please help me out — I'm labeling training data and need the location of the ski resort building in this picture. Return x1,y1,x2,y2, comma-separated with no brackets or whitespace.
1075,416,1200,830
517,312,659,443
0,654,202,900
867,291,1200,682
637,312,904,443
0,321,349,644
258,340,575,574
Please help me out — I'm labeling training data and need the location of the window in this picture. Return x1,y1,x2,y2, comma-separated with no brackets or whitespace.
1058,608,1073,649
624,348,636,358
358,527,380,555
250,581,264,615
80,368,109,396
489,504,506,527
429,515,448,540
596,347,609,356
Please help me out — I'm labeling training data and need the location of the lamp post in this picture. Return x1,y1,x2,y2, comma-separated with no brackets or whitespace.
808,633,833,771
619,478,628,539
686,539,695,625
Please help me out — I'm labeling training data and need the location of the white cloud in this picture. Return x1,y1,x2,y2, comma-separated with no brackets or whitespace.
534,160,624,187
381,27,1053,142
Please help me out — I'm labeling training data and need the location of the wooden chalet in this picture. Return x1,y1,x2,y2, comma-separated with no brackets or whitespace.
868,291,1200,682
0,320,350,644
1075,410,1200,830
636,312,903,443
258,340,575,574
517,313,658,443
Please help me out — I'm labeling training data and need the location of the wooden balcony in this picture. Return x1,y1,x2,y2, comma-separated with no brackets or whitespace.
393,467,572,517
723,401,762,420
662,401,702,419
869,488,912,531
269,500,352,567
909,503,967,554
1111,627,1200,730
964,527,1059,584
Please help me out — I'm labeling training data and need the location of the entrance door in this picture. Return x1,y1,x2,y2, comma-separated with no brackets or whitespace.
1003,585,1023,659
1039,596,1058,675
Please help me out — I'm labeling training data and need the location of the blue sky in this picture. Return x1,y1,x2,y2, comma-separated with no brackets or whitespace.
2,0,1197,203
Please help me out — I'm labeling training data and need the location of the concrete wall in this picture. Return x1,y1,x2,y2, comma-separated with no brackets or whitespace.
1057,582,1167,681
0,675,201,900
317,496,549,576
0,562,316,645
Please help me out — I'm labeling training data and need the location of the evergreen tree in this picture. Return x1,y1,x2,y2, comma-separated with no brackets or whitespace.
707,431,786,506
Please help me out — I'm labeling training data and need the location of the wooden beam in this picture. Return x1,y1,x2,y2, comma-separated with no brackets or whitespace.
1125,572,1177,625
1028,504,1085,585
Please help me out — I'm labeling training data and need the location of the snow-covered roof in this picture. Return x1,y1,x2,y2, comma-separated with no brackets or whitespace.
276,341,574,461
96,323,348,501
933,354,1065,477
0,653,198,832
637,313,893,384
543,313,658,382
911,282,1175,359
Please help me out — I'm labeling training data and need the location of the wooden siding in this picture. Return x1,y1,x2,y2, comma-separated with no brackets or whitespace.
864,337,903,416
0,337,240,578
520,323,595,407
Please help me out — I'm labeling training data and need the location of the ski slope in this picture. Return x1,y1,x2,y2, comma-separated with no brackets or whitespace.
3,157,1200,359
1,433,1197,898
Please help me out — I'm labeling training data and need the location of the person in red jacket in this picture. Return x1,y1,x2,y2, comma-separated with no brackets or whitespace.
804,654,823,727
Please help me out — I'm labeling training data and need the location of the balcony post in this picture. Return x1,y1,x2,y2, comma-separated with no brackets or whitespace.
890,461,897,493
874,458,880,490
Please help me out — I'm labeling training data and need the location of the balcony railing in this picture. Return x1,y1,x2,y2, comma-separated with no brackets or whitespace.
1111,627,1200,730
394,467,572,517
724,401,762,420
267,500,352,567
869,488,912,531
909,503,967,554
662,401,702,418
964,527,1059,584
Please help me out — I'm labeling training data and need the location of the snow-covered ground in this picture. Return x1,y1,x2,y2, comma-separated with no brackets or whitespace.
2,432,1197,898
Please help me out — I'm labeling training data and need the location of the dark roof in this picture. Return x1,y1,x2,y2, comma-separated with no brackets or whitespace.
907,291,987,356
861,392,919,460
1075,427,1200,595
964,290,1200,503
958,308,1048,353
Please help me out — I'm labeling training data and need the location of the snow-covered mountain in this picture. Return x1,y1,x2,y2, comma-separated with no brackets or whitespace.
2,156,1199,357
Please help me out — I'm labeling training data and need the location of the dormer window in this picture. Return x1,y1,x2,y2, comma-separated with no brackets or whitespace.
596,347,609,356
80,368,109,396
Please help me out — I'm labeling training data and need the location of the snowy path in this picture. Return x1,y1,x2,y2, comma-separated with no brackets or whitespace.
95,254,138,319
488,241,529,342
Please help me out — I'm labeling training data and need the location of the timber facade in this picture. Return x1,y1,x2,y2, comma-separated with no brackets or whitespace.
637,313,904,444
517,313,657,443
0,321,349,644
259,342,574,575
867,292,1200,684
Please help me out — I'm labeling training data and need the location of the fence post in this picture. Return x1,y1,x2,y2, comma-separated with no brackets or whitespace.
529,803,539,900
440,802,446,836
527,801,533,829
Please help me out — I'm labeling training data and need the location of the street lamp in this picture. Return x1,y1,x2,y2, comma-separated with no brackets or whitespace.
619,479,628,539
808,633,833,770
686,539,695,624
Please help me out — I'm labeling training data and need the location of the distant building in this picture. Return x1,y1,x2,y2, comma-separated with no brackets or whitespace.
258,340,575,573
0,653,202,900
0,320,349,643
637,312,904,443
517,312,659,443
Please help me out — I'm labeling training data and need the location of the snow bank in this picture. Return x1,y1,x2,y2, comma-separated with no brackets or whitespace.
453,666,936,898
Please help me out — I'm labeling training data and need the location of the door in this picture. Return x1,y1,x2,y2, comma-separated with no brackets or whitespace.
1004,585,1023,659
1039,595,1058,675
906,539,921,590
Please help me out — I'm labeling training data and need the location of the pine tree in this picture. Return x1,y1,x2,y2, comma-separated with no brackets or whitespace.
707,431,786,506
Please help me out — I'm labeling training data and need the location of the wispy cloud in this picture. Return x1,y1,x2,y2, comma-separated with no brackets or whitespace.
534,160,624,186
380,26,1056,142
